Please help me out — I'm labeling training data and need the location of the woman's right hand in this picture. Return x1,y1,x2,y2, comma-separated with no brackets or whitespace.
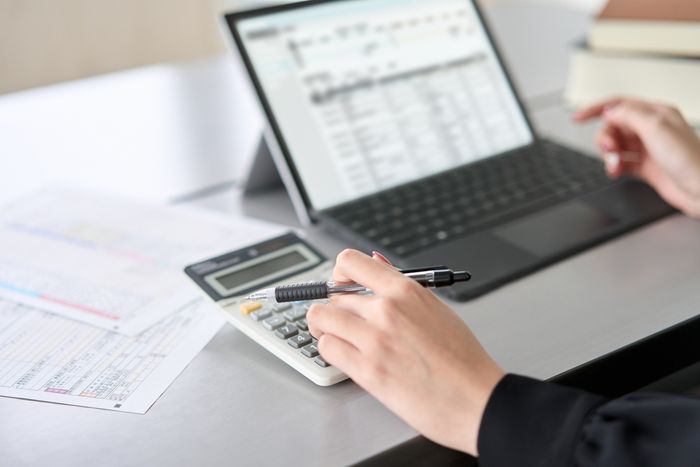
574,98,700,218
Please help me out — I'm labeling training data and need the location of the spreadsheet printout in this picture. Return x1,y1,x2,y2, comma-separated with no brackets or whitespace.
0,187,283,335
0,297,222,413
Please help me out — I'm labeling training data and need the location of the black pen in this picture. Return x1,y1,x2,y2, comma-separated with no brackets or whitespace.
246,267,471,303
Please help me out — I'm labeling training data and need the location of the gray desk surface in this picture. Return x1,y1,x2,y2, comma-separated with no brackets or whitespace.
3,3,700,466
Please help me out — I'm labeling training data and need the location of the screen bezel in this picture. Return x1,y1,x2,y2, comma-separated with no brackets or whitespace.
226,0,539,222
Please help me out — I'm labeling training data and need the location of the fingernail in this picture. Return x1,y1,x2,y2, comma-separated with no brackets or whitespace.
602,140,615,152
605,152,621,171
372,251,391,264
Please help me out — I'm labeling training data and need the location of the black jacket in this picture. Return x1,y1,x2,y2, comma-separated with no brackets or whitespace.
478,375,700,467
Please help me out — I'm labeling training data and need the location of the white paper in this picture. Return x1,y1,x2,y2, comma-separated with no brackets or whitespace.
0,187,284,335
0,297,223,414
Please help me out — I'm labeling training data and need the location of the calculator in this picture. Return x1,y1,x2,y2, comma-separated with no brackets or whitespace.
184,232,348,386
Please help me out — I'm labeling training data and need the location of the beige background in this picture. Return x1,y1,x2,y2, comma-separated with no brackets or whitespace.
0,0,600,95
0,0,235,95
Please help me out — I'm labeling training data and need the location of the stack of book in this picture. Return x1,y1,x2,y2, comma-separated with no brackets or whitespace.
565,0,700,125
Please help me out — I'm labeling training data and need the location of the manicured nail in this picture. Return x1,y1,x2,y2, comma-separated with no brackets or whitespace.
372,251,392,265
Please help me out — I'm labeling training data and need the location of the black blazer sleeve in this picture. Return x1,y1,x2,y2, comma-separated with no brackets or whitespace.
477,374,700,467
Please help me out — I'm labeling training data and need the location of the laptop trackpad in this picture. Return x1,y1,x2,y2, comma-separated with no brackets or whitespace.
494,201,619,257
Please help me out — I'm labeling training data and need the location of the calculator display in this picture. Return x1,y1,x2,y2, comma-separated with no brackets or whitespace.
185,233,326,301
215,250,307,290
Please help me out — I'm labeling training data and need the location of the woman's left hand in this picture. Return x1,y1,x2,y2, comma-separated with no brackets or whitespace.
307,249,505,456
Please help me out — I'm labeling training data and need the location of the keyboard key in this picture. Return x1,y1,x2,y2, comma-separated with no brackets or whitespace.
330,141,610,257
288,333,312,349
394,245,408,256
250,308,273,322
240,301,263,315
262,316,286,331
301,344,319,358
314,357,331,368
283,307,308,322
296,319,309,331
275,324,298,339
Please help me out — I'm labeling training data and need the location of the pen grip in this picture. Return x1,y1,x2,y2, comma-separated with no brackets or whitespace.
276,282,329,303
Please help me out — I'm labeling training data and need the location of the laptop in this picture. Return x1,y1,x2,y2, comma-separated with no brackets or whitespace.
224,0,674,301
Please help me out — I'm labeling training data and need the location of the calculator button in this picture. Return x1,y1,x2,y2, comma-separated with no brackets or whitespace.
250,308,273,322
273,303,292,312
288,333,312,349
275,324,299,339
283,307,308,322
314,357,331,368
262,316,286,331
240,301,263,315
301,344,319,358
296,319,308,331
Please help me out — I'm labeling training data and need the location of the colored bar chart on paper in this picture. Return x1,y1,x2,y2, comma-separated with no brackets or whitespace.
0,187,283,335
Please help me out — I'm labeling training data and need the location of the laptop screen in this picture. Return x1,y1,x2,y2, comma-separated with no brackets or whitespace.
235,0,534,211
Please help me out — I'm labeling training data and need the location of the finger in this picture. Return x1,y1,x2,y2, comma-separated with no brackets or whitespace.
573,97,656,122
617,127,645,153
317,334,364,377
306,302,374,349
603,153,624,178
596,124,622,153
307,303,331,339
573,97,623,122
332,249,405,295
329,293,378,319
603,100,666,135
371,251,394,267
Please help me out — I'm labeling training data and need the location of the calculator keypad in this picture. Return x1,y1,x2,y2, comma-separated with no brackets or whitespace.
262,316,286,331
283,307,308,322
288,333,312,349
273,303,292,312
314,357,331,368
301,344,319,358
250,309,273,322
275,324,299,339
242,300,333,368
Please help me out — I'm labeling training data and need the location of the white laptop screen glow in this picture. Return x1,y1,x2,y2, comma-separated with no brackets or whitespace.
238,0,534,210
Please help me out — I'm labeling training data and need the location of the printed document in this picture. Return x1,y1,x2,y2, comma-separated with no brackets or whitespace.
0,187,283,335
0,297,222,413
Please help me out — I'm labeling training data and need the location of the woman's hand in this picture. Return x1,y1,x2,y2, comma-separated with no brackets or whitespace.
574,98,700,218
307,250,505,456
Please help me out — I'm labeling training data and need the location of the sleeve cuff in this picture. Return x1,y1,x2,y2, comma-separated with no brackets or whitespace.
477,374,607,467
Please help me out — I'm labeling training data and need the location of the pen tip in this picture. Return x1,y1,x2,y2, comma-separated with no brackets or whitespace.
454,271,471,282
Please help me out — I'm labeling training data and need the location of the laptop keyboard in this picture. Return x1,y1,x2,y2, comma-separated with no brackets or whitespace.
326,141,612,257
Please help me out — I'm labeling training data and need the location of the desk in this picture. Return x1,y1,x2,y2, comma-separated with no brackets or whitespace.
3,3,700,466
